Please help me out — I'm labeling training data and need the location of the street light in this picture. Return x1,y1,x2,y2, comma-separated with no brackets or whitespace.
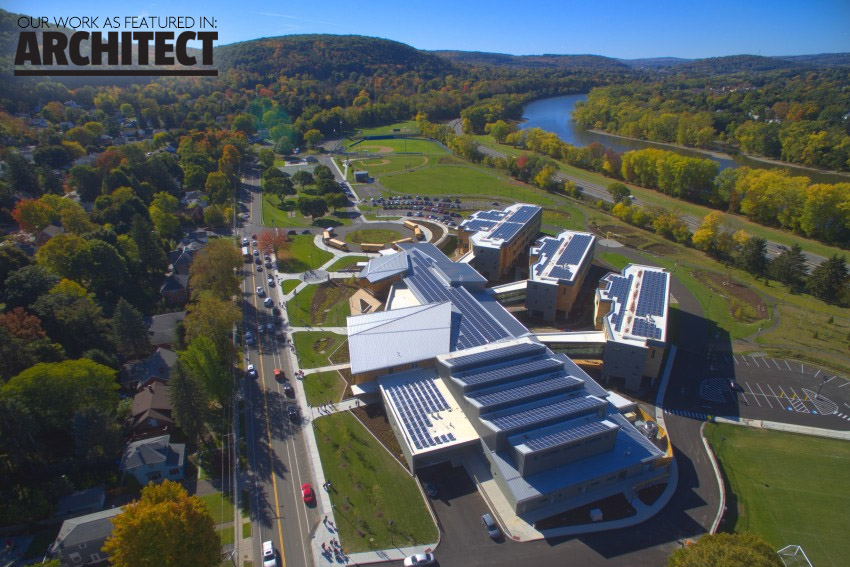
387,520,395,548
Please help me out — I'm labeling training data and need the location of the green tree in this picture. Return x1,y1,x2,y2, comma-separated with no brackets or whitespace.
232,113,257,136
33,284,111,357
668,532,782,567
769,244,808,290
181,336,231,407
297,195,329,219
67,165,103,202
736,236,769,277
325,192,348,211
204,171,231,205
806,255,848,303
111,298,151,359
313,164,334,181
183,292,241,365
4,151,39,195
304,128,322,148
258,148,275,169
607,182,631,204
292,170,314,189
203,204,227,228
168,360,209,444
484,120,516,143
188,239,242,301
103,480,220,567
3,265,60,309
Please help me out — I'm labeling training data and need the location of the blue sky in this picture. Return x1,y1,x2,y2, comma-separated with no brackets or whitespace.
9,0,850,59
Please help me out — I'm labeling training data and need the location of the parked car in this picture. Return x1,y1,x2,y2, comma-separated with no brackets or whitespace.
256,264,263,271
262,540,276,567
482,513,501,540
301,229,311,234
246,364,258,379
301,483,314,504
264,297,274,308
423,482,438,498
245,332,255,346
287,405,299,422
272,307,281,316
255,257,262,265
242,238,249,246
403,553,436,566
282,381,294,397
256,286,265,296
267,277,275,287
253,249,260,256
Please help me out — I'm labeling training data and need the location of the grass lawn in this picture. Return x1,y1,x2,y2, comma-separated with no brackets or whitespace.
327,255,370,271
242,521,252,538
217,526,234,546
314,412,437,552
355,121,419,137
303,370,348,406
596,251,632,270
542,205,586,232
293,331,349,368
200,492,235,525
349,137,445,155
263,192,352,229
287,281,359,327
277,235,333,272
706,423,850,567
281,279,301,294
345,228,405,244
344,154,429,176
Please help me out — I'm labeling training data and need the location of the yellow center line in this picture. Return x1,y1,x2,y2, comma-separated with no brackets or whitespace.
248,214,287,565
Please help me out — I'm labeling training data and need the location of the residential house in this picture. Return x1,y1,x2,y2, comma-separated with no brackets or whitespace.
128,378,174,440
159,273,189,305
49,507,122,567
120,435,185,485
35,224,65,247
120,347,177,390
54,487,105,519
146,311,186,348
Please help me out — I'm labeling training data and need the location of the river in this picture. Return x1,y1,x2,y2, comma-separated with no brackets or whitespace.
519,94,850,184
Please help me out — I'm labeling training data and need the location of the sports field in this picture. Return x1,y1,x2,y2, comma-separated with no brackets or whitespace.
705,423,850,567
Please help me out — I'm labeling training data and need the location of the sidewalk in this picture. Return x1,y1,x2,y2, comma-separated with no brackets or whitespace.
712,415,850,439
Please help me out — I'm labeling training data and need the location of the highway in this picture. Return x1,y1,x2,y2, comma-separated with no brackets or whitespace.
447,118,825,268
238,168,317,567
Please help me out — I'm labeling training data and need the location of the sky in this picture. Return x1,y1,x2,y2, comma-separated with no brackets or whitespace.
7,0,850,59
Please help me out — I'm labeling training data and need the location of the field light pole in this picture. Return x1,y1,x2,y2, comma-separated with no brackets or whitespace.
388,520,395,548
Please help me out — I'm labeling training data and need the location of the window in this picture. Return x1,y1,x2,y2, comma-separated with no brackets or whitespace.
169,468,181,475
69,552,82,564
147,471,162,481
79,543,87,549
90,553,102,562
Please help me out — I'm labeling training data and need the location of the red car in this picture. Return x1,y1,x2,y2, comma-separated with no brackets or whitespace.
301,483,314,504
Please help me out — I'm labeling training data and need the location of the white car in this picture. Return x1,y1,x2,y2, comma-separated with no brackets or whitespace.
262,540,276,567
257,287,265,297
403,553,435,567
246,364,258,379
242,238,249,246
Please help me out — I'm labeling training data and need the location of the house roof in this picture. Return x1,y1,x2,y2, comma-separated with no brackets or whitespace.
131,379,173,430
348,302,454,375
146,311,186,346
53,507,122,550
55,487,105,517
160,273,189,293
122,348,177,386
120,434,185,471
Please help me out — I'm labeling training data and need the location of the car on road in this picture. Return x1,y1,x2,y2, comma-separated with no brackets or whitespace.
492,202,499,206
256,287,265,296
403,553,436,566
288,230,297,235
262,540,276,567
274,368,284,382
245,332,255,346
267,277,275,287
282,381,294,397
252,233,257,239
301,483,314,504
256,264,263,271
265,261,272,269
481,513,501,540
272,307,281,316
266,322,274,333
423,481,438,498
255,257,262,265
301,229,311,234
287,405,299,422
242,238,249,246
246,364,258,379
264,297,274,308
776,244,788,251
252,240,258,247
253,249,260,256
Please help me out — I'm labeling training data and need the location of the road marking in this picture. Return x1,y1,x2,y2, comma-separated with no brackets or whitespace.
751,356,760,368
744,381,761,407
766,383,782,402
839,380,850,388
824,376,835,384
772,358,781,370
814,369,821,378
742,356,750,366
732,354,739,365
787,387,810,413
785,360,792,371
757,383,774,409
801,363,804,374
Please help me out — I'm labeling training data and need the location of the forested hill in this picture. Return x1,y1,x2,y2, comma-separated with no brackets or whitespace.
432,50,631,71
671,54,807,74
214,34,457,80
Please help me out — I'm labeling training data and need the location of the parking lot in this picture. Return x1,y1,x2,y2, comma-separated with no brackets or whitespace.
695,353,850,429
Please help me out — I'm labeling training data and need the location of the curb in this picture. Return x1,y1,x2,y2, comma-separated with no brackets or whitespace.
700,421,726,534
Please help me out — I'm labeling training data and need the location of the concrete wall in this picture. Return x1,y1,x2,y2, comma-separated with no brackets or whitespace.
513,429,618,476
601,341,647,391
525,280,559,321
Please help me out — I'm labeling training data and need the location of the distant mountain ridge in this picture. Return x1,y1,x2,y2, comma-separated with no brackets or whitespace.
429,50,631,71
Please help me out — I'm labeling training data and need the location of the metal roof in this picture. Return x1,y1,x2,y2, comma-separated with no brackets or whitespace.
347,302,453,375
53,507,123,549
358,251,409,283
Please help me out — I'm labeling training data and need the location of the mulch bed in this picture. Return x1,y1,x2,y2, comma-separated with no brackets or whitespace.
694,270,769,320
350,404,408,470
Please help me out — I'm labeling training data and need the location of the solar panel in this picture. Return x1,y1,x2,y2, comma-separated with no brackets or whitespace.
489,222,523,242
533,237,562,275
485,396,605,432
462,219,497,232
446,342,545,370
556,234,593,267
456,357,564,388
548,266,573,280
467,374,585,409
636,271,667,318
477,210,507,221
507,205,539,224
631,318,663,339
520,421,614,452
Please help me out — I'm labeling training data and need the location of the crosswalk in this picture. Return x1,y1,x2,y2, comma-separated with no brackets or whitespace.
663,408,708,420
836,412,850,422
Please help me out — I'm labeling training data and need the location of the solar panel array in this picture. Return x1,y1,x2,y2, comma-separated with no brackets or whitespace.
533,238,561,276
605,275,633,332
485,396,606,433
489,222,524,242
455,357,564,388
636,271,668,317
462,219,497,233
446,342,544,370
478,210,507,221
467,374,585,410
631,318,662,339
521,421,614,452
507,205,540,224
405,251,512,350
385,380,455,451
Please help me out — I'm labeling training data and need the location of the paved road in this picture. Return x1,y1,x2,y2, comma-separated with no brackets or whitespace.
448,119,825,268
239,169,318,567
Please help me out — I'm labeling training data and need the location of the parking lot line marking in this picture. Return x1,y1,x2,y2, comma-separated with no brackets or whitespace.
757,383,774,409
752,356,760,368
801,363,804,373
814,369,821,378
772,358,781,370
731,354,739,365
785,360,792,371
742,356,750,366
745,382,761,407
824,376,835,384
839,381,850,388
767,383,782,401
844,402,850,409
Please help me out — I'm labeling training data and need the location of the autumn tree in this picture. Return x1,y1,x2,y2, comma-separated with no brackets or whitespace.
188,238,242,301
607,182,631,204
12,198,56,232
103,480,220,567
304,128,322,148
258,229,290,257
668,532,782,567
0,308,64,381
183,292,241,365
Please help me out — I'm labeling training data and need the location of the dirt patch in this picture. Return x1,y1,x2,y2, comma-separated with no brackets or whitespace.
694,270,769,322
359,145,395,154
644,241,677,256
350,404,408,470
310,281,359,325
